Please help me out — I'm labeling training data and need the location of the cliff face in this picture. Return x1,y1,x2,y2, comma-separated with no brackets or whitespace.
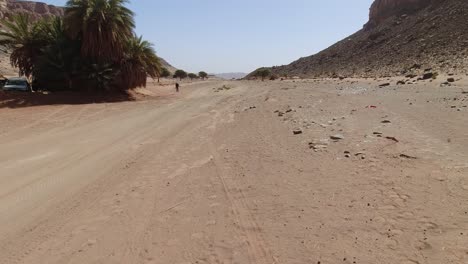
365,0,432,29
0,0,64,21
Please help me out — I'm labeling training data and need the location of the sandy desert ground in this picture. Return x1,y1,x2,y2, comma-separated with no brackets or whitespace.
0,77,467,264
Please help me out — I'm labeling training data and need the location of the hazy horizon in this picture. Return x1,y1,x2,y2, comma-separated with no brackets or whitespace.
40,0,374,73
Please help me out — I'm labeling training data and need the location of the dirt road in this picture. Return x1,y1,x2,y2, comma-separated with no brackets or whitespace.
0,78,467,263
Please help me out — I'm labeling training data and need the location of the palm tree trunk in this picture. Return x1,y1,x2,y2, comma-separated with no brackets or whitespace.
65,74,73,90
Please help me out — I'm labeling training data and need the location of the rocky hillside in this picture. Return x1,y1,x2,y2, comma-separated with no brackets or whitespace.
0,0,64,22
159,57,177,74
365,0,433,29
252,0,468,78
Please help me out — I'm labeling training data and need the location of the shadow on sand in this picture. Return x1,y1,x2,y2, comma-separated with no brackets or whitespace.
0,90,136,109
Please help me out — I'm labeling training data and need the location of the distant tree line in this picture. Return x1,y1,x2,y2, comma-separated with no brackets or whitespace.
173,70,209,81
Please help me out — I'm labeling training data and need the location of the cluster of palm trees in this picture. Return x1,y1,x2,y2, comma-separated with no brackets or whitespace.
0,0,163,91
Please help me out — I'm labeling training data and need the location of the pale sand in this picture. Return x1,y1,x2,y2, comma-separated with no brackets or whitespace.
0,77,467,263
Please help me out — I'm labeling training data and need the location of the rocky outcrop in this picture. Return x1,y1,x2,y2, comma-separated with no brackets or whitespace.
365,0,433,29
0,0,64,21
248,0,467,78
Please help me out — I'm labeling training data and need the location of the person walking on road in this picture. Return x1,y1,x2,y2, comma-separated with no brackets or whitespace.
175,82,180,93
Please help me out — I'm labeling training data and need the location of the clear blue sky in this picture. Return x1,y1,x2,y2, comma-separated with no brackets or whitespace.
42,0,373,73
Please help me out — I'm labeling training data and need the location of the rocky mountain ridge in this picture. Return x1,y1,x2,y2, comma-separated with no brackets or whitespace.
250,0,467,79
0,0,64,22
365,0,435,29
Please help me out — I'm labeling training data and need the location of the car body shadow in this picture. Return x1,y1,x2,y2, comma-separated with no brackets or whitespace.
0,90,135,109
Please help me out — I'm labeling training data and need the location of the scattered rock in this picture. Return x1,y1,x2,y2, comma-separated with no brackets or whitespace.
309,141,329,151
293,129,303,135
447,78,455,83
385,136,399,143
381,120,392,124
399,154,417,159
330,134,345,140
397,80,406,85
422,72,434,80
379,83,390,87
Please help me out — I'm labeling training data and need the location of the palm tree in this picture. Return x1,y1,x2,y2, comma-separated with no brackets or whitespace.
64,0,135,62
34,17,82,90
120,35,161,89
0,13,49,77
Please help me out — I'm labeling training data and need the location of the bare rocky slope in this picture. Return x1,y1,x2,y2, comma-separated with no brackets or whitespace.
251,0,468,78
159,57,178,74
0,0,64,22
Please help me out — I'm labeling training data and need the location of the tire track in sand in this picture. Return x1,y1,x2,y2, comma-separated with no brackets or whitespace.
208,142,277,264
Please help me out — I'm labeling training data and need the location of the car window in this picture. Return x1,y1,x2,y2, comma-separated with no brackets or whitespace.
6,80,27,86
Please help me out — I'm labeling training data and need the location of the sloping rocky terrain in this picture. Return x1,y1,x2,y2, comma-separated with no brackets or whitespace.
252,0,468,78
159,57,178,73
0,0,64,22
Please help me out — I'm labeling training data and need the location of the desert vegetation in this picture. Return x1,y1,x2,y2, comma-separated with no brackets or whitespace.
187,73,198,80
0,0,162,91
160,68,171,79
198,71,208,80
174,69,187,80
253,68,271,81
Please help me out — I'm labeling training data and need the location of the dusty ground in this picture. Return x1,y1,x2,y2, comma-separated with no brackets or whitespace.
0,77,467,264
